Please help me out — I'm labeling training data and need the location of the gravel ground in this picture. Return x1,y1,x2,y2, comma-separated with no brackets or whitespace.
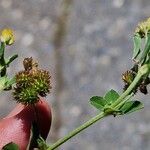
0,0,150,150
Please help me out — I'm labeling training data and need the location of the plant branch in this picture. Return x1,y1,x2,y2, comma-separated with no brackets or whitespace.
48,112,106,150
111,64,149,108
46,64,150,150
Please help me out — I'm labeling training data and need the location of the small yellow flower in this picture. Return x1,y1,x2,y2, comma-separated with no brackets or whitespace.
0,28,15,45
135,18,150,38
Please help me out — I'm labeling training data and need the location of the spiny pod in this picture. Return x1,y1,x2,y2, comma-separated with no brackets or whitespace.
13,57,51,105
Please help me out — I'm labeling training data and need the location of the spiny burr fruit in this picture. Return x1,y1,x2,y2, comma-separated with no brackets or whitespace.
13,57,51,105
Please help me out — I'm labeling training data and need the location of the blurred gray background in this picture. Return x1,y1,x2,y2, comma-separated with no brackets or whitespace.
0,0,150,150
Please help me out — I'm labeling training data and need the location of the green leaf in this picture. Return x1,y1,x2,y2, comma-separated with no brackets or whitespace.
132,34,141,59
4,77,16,90
0,76,8,91
2,142,19,150
0,65,4,71
104,89,119,104
6,54,18,66
138,33,150,64
90,96,106,110
0,42,5,60
119,101,144,114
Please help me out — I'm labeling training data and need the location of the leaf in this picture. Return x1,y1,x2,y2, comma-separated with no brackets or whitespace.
0,42,5,59
0,65,4,71
135,33,150,64
132,34,141,59
4,77,16,90
90,96,106,110
104,89,119,104
2,142,19,150
140,33,150,64
0,76,8,91
119,101,144,115
6,54,18,66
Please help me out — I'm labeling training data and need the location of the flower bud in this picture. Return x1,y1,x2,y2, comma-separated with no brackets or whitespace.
135,18,150,38
0,29,15,45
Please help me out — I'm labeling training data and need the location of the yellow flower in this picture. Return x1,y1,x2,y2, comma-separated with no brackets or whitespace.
0,28,15,45
135,18,150,38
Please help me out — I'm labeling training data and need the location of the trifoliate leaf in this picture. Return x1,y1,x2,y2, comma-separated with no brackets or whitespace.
2,142,19,150
119,101,144,114
90,90,120,112
132,34,141,59
104,89,119,104
90,96,106,110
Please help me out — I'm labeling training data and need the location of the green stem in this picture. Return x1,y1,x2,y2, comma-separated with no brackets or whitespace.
48,112,106,150
111,64,150,108
111,72,141,107
47,64,150,150
114,93,134,110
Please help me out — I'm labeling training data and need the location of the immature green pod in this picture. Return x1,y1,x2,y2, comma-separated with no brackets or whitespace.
13,57,51,105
